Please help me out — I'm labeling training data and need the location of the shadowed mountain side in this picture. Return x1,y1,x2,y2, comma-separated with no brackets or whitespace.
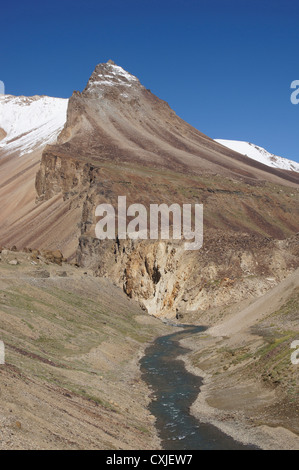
0,146,81,259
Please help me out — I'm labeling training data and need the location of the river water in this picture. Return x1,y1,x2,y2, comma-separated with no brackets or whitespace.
140,325,257,450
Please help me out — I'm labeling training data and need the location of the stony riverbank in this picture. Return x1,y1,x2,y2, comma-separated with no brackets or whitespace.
179,272,299,450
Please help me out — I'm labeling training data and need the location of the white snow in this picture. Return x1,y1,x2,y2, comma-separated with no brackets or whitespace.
215,139,299,173
0,94,68,156
107,63,138,82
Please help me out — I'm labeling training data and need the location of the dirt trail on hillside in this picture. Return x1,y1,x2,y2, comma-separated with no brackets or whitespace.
209,268,299,337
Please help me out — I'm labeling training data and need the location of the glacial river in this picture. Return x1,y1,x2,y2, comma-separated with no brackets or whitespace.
141,325,257,450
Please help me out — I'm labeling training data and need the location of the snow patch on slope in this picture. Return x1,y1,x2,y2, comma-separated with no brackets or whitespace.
86,62,139,97
215,139,299,173
0,95,68,156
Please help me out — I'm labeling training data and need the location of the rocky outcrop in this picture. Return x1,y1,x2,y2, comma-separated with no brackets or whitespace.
76,233,299,317
35,149,98,202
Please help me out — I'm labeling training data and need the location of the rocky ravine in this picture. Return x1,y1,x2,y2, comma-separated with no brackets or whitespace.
75,233,299,317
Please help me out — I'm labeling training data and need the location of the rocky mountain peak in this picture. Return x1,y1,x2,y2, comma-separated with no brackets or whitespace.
83,61,141,98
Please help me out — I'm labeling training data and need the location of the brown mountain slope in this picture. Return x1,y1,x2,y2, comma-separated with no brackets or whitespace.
0,145,81,258
46,61,299,185
32,63,299,248
1,61,298,254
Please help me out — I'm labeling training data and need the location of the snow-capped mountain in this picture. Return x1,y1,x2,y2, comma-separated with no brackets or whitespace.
215,139,299,173
0,94,68,156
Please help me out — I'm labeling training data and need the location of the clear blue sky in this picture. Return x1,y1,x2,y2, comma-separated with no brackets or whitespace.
1,0,298,162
